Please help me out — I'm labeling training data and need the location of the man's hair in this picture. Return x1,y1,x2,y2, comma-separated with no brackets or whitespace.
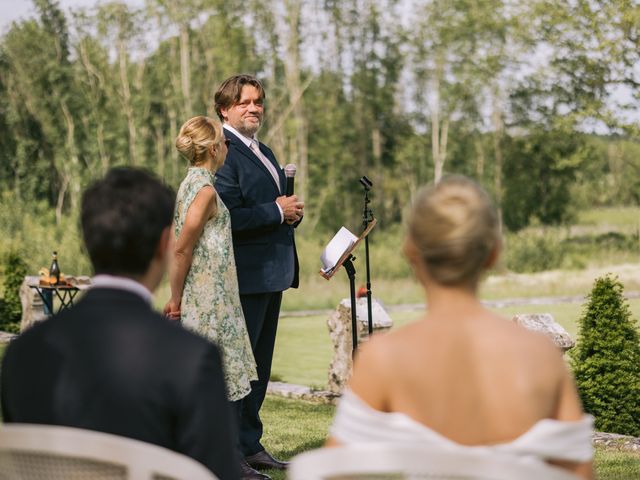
214,74,265,121
81,167,175,276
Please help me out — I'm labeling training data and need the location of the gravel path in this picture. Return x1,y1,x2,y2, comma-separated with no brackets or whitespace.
281,291,640,318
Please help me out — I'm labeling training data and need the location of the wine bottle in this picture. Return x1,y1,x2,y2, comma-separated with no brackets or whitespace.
49,251,60,285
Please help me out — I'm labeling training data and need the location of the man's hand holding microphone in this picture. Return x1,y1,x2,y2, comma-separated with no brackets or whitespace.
276,163,303,224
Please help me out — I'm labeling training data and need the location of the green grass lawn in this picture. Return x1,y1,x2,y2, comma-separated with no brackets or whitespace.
577,206,640,229
271,298,640,388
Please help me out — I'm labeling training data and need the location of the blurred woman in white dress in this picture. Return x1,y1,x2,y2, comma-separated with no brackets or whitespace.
328,175,593,479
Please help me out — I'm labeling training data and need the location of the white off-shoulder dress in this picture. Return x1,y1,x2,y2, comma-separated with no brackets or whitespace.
330,388,593,465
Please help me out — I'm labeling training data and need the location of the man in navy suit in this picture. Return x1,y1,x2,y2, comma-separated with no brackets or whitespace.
214,74,303,480
1,168,238,480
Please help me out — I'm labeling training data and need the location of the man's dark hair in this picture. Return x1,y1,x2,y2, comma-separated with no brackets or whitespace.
214,74,266,121
81,167,175,276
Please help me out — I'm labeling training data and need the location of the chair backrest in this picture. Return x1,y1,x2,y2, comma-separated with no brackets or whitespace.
288,443,581,480
0,423,217,480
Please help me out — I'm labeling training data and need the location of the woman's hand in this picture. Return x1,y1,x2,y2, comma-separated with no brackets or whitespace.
164,298,181,321
167,185,216,323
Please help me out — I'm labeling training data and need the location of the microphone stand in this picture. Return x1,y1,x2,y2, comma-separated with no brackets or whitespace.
342,255,358,356
360,176,375,336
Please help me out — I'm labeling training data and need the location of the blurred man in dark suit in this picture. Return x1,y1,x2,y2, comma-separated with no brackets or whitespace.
1,167,239,480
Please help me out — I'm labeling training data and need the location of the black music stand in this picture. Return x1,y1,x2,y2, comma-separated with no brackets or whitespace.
320,219,377,356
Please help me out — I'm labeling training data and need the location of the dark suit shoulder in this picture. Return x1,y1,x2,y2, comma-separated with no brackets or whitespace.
6,288,222,375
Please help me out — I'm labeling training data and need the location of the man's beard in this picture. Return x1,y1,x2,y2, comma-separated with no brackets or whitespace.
237,117,261,137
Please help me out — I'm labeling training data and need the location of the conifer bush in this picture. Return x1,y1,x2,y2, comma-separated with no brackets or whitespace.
0,252,27,333
570,275,640,436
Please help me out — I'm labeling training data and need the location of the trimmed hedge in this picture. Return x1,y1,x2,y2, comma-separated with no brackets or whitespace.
571,275,640,436
0,252,27,333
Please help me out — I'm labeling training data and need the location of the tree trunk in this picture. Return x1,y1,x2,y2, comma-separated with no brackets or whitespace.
154,124,166,179
118,35,137,165
55,172,69,225
179,23,192,117
97,122,109,174
168,106,179,184
475,137,485,179
79,39,110,173
431,64,448,183
282,0,308,201
60,99,81,212
491,87,504,230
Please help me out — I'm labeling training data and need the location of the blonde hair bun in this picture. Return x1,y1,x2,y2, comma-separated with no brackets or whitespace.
175,116,221,165
408,175,500,286
175,135,195,162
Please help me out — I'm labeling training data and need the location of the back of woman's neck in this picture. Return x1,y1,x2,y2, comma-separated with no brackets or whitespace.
424,284,483,319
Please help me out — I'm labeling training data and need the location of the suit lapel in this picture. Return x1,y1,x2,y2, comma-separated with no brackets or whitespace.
225,130,282,194
259,143,286,193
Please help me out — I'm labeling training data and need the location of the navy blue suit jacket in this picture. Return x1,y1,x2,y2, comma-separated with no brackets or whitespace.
216,129,299,294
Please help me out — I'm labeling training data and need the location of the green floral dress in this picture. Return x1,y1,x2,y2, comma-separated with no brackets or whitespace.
175,167,257,401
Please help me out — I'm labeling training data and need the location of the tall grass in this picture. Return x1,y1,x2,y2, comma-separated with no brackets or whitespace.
0,193,91,278
577,206,640,229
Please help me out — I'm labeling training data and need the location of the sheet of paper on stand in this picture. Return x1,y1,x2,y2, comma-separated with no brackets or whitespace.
320,227,358,273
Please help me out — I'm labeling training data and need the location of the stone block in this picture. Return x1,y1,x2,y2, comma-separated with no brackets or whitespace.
19,276,48,332
326,298,393,394
511,313,575,352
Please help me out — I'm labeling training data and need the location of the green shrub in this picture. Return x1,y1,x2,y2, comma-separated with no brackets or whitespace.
504,232,565,273
570,275,640,436
0,191,92,277
0,252,28,333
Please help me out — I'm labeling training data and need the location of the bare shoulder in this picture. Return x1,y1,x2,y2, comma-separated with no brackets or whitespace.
349,328,406,410
192,185,216,209
513,318,563,353
494,313,566,367
352,319,426,381
351,319,412,370
361,318,424,356
194,184,215,201
352,330,392,370
184,185,217,221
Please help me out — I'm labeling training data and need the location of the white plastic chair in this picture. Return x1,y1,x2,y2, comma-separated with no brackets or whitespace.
0,423,218,480
288,443,580,480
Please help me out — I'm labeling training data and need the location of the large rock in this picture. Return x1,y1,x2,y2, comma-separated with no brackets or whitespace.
19,276,48,332
326,297,393,394
511,313,575,352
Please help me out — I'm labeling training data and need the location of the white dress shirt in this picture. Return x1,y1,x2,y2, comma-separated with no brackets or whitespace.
223,124,284,223
90,274,153,305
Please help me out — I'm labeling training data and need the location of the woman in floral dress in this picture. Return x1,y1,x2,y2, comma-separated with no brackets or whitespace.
164,115,257,401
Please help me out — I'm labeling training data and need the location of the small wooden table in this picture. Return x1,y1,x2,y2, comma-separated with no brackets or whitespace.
28,282,86,315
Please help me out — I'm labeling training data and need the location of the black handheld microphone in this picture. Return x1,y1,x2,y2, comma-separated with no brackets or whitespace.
284,164,297,196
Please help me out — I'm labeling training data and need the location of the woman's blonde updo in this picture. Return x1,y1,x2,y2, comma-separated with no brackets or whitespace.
175,116,222,165
407,175,500,287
